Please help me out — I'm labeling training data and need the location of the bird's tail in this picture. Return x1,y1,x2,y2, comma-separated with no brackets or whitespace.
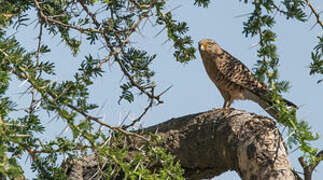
282,98,297,108
256,97,280,120
245,89,297,120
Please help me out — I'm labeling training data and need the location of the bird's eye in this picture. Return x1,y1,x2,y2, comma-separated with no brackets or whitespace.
207,42,213,47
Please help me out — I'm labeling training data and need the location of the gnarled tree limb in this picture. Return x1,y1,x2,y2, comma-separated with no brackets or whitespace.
64,109,298,180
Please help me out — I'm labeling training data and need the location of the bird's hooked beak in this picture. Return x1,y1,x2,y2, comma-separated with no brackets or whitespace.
198,42,207,51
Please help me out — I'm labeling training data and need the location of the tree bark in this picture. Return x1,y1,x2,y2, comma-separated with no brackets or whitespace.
65,109,296,180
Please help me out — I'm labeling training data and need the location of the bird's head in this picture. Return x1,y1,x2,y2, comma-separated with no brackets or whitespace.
198,39,223,56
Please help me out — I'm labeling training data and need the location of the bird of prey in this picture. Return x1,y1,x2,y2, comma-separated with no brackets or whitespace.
198,38,297,120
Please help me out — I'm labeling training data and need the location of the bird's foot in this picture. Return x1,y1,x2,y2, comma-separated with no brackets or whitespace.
222,107,231,116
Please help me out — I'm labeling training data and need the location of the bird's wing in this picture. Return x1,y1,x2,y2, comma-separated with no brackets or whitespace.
216,49,267,92
216,49,297,109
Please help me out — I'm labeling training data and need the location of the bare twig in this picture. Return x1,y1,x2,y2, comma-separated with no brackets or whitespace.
98,48,120,68
64,99,149,141
33,0,48,24
50,87,149,141
28,87,36,117
306,0,323,29
35,24,43,66
272,2,289,15
32,144,90,154
157,84,173,98
122,88,155,129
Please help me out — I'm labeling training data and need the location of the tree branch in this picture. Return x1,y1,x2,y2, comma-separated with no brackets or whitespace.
64,109,298,180
306,0,323,29
298,150,323,180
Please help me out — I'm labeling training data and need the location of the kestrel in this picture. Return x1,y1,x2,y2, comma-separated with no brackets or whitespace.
198,38,297,120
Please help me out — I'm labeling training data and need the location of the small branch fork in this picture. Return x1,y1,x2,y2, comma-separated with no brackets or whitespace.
121,85,172,129
298,150,323,180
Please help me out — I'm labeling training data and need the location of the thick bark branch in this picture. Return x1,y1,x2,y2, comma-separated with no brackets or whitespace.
65,109,297,180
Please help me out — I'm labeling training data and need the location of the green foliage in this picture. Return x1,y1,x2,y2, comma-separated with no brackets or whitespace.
119,48,156,103
309,36,323,83
0,0,321,179
94,133,184,180
240,0,320,164
194,0,210,8
282,0,307,21
0,0,189,179
155,2,196,62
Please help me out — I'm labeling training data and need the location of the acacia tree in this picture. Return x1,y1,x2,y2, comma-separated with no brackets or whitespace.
0,0,322,179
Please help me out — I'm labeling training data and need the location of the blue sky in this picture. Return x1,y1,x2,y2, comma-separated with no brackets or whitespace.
8,0,323,179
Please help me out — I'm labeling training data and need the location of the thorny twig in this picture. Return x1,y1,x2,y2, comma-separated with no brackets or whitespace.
98,47,120,68
306,0,323,29
66,103,149,141
78,0,164,105
122,87,155,129
36,24,42,65
122,84,173,129
28,87,36,117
